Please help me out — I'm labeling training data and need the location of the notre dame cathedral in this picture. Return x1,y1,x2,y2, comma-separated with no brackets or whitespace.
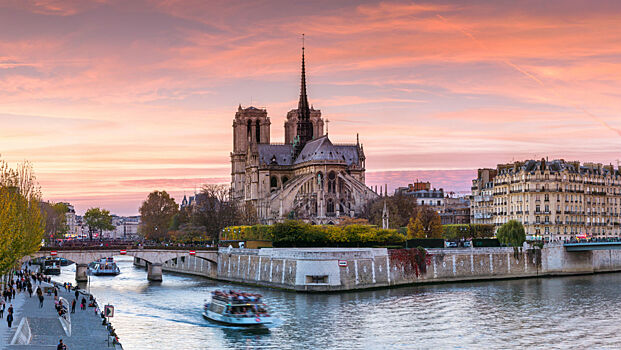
230,46,378,224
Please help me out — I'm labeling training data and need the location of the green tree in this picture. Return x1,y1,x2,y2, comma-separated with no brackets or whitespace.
84,207,115,240
496,220,526,247
138,191,178,241
0,160,45,275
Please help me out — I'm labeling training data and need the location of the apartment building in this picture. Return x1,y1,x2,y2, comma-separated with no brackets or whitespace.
471,168,497,225
471,159,621,240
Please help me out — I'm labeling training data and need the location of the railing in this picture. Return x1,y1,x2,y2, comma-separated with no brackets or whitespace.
39,245,218,251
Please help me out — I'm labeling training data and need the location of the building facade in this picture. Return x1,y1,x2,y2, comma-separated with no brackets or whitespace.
441,197,471,225
230,47,378,224
471,159,621,240
394,181,445,207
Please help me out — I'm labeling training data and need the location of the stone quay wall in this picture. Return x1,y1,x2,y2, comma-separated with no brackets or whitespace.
133,243,621,292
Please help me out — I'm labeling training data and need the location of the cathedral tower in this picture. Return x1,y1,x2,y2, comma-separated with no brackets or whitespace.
231,105,270,200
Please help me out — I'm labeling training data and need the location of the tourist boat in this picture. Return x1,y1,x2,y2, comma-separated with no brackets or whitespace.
42,258,61,275
203,290,274,326
88,257,121,276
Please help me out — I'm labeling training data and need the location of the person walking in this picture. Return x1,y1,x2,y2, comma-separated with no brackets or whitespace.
38,293,44,308
71,299,76,313
57,338,67,350
0,299,5,319
74,289,79,300
6,312,13,328
80,297,86,310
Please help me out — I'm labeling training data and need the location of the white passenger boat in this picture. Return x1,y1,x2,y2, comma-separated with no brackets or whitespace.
88,257,120,276
203,290,274,326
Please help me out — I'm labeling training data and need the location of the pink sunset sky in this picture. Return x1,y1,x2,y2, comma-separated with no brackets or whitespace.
2,0,621,215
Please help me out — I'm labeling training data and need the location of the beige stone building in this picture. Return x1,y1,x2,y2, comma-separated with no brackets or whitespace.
230,47,378,224
471,159,621,240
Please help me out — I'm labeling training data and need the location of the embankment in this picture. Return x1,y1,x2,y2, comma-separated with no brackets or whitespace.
134,243,621,292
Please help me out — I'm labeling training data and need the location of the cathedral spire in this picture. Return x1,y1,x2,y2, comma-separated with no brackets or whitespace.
295,34,314,156
298,35,310,115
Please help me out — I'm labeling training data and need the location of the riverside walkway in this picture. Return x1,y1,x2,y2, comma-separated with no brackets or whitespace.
1,280,120,349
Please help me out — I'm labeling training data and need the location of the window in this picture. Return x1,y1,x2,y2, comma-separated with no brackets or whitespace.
255,119,261,142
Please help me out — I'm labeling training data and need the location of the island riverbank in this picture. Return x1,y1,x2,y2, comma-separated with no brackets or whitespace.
134,243,621,292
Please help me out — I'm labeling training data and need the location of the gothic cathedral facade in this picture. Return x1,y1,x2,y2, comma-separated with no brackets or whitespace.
230,47,378,224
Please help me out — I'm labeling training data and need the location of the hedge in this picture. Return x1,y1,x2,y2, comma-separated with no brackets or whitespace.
443,224,495,240
222,221,406,248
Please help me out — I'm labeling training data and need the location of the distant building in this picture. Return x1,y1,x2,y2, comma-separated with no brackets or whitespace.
59,202,78,237
470,168,497,225
440,197,471,225
471,159,621,240
101,215,141,240
394,181,444,207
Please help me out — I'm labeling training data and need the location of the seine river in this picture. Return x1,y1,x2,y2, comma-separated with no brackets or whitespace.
53,256,621,349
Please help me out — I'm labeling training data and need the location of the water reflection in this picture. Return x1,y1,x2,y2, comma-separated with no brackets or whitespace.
53,256,621,349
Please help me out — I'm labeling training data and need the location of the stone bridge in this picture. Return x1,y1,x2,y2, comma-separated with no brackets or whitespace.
28,248,218,282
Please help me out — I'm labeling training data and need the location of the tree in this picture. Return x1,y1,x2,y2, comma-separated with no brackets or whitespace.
191,184,240,242
406,217,423,239
83,207,114,240
407,206,442,239
40,202,68,240
364,194,417,228
138,191,178,241
0,159,45,275
496,220,526,247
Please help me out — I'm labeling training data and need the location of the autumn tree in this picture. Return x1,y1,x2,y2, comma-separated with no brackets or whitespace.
139,190,178,241
84,207,115,240
406,206,443,239
0,160,45,275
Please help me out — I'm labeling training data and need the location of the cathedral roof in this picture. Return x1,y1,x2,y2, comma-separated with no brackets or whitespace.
294,135,347,165
257,136,361,167
257,144,293,165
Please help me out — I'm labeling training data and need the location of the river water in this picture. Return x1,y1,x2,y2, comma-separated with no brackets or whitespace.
52,256,621,349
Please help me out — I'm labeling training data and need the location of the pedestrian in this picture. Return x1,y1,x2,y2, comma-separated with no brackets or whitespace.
6,312,13,328
74,289,79,300
80,297,86,310
38,294,44,308
7,304,13,316
0,299,4,319
71,299,76,313
57,338,67,350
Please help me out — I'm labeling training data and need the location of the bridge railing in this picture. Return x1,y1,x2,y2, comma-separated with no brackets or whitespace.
39,244,218,251
564,237,621,245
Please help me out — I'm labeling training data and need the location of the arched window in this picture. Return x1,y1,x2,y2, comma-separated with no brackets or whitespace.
328,171,336,193
282,176,289,186
255,119,261,143
327,199,334,214
247,120,252,140
270,176,278,190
